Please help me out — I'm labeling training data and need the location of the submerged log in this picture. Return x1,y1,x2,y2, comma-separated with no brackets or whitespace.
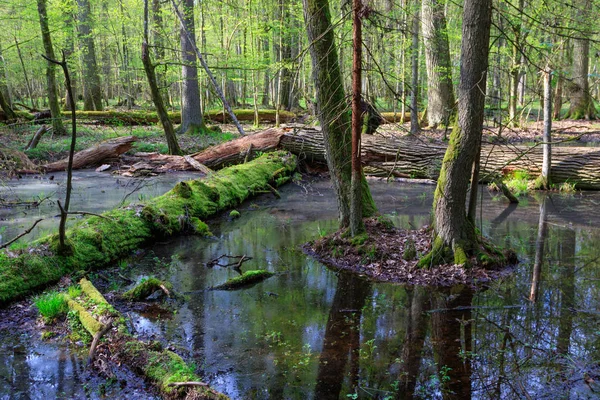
43,136,136,172
0,151,296,304
279,129,600,190
209,270,275,290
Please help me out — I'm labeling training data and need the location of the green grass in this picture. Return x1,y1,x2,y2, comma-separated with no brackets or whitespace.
35,291,68,323
504,170,531,197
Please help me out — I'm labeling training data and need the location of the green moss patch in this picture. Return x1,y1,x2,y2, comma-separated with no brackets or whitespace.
0,151,296,305
210,270,275,290
123,277,173,300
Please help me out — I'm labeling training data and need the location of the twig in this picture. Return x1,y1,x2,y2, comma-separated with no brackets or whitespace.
87,320,113,366
0,218,44,249
266,184,281,199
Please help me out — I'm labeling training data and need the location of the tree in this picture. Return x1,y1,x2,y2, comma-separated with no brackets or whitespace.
302,0,376,230
142,0,182,155
565,0,596,119
421,0,455,127
409,0,420,135
77,0,103,111
37,0,67,135
419,0,492,267
178,0,205,134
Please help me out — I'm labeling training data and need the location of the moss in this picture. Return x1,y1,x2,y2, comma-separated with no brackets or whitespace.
0,152,296,305
229,210,241,219
403,239,417,260
172,181,193,198
190,217,211,235
210,270,274,290
65,296,104,336
123,277,173,300
350,232,369,246
453,245,469,266
80,278,109,305
122,341,228,399
417,236,452,268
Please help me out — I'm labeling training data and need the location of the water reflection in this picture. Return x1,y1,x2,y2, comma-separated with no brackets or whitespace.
2,180,600,399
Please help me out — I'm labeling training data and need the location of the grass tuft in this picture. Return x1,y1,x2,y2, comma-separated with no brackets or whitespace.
35,291,68,323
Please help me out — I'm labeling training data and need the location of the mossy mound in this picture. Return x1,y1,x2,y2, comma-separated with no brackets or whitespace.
123,277,173,300
0,151,296,304
210,270,275,290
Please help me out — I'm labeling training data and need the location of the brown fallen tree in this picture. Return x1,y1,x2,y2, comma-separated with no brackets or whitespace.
278,128,600,190
43,135,135,172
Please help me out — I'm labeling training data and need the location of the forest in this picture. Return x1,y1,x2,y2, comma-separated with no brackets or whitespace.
0,0,599,398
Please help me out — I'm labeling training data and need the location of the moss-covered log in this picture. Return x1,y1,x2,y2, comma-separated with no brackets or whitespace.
50,109,295,126
64,279,227,399
0,143,39,173
209,270,275,290
0,151,296,304
123,277,173,300
280,128,600,190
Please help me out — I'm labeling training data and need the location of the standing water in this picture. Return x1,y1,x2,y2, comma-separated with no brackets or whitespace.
1,176,599,399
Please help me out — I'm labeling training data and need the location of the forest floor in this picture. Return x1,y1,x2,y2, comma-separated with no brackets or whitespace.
305,218,517,287
1,117,599,167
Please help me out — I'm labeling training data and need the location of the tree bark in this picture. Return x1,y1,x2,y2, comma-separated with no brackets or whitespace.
43,136,136,172
409,2,420,135
419,0,493,266
350,0,364,236
539,67,552,188
37,0,67,135
421,0,455,127
566,0,597,120
143,0,181,155
178,0,205,134
280,128,600,190
0,85,16,121
77,0,103,111
301,0,376,228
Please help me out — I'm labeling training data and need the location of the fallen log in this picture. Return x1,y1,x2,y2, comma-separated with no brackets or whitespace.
0,151,296,304
279,129,600,190
121,127,286,173
57,109,294,126
43,135,136,172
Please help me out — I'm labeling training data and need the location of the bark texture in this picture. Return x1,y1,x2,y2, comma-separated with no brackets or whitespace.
77,0,103,111
421,0,492,266
179,0,205,134
566,0,596,120
43,136,135,172
421,0,455,127
37,0,66,135
301,0,375,228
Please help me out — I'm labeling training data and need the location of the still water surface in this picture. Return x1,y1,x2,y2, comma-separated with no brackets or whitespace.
1,174,599,399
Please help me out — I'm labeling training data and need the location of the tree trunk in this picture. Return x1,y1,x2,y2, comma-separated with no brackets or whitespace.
301,0,376,229
0,85,16,120
350,0,364,236
419,0,492,266
566,0,596,120
508,0,524,127
143,0,181,155
151,0,169,107
0,45,12,109
77,0,103,111
179,0,205,134
421,0,455,127
409,2,420,135
538,67,552,188
37,0,67,135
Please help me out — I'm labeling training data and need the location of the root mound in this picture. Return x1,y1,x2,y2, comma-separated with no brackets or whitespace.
305,218,515,287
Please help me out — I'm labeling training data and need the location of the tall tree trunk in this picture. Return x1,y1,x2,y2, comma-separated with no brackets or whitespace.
537,67,552,188
409,2,420,135
419,0,492,267
566,0,596,119
0,45,12,109
63,6,77,111
119,0,134,109
37,0,67,135
143,0,181,155
77,0,103,111
350,0,364,236
0,88,16,120
302,0,376,229
151,0,169,107
421,0,455,127
508,0,524,127
178,0,205,134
